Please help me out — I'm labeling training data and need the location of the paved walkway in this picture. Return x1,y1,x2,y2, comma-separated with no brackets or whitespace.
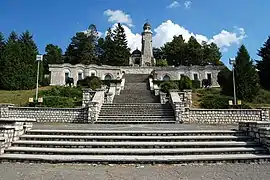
0,162,269,180
32,123,237,131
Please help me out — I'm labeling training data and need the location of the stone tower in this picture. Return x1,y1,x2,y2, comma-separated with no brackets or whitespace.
141,22,155,66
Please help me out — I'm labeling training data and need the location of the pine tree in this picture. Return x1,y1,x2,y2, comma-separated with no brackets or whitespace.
186,36,203,65
100,28,117,65
257,36,270,89
202,42,222,65
0,32,6,89
0,31,22,90
19,31,39,89
43,44,63,74
234,45,260,101
65,24,99,65
112,23,130,65
162,35,186,66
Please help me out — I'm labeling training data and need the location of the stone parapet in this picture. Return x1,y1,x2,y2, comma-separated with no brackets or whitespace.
0,118,36,154
238,121,270,151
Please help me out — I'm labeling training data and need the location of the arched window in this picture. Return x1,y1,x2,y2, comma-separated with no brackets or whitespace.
77,70,84,80
163,75,170,81
104,74,112,80
64,69,71,84
135,58,141,65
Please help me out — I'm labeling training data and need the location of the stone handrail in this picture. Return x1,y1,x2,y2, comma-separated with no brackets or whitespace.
89,90,105,123
149,78,154,91
0,118,36,154
169,91,184,123
106,86,116,104
121,78,125,90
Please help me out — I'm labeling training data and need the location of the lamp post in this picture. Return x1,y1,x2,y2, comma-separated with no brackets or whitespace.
229,58,236,105
35,55,43,101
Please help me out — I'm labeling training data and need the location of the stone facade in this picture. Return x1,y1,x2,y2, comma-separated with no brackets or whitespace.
49,65,221,87
49,64,122,86
153,65,222,87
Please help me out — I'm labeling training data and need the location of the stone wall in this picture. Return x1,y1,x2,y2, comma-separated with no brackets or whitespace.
169,91,270,124
187,109,262,124
238,121,270,152
8,107,88,123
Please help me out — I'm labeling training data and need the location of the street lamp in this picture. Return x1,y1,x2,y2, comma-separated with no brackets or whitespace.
229,58,236,105
35,55,43,101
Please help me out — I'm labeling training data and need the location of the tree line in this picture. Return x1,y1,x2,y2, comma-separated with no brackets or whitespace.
217,36,270,102
1,22,270,92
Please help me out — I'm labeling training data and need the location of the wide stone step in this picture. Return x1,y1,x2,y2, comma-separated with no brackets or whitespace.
2,154,270,163
99,112,175,116
27,130,246,136
19,135,251,142
102,103,169,107
5,147,266,155
98,116,175,118
95,121,176,124
12,140,258,148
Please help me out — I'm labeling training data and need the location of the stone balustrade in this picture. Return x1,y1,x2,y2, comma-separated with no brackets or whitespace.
89,90,105,123
160,92,168,104
0,118,36,154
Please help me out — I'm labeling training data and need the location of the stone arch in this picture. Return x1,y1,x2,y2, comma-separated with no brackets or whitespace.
104,73,113,80
89,70,97,77
63,69,71,84
134,58,141,65
77,69,84,80
163,74,171,81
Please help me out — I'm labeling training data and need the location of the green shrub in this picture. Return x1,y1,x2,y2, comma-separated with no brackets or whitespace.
252,89,270,104
102,80,122,86
200,94,232,109
179,75,192,90
156,59,168,67
160,81,178,94
37,86,82,108
42,96,75,108
77,76,102,90
39,86,82,99
40,77,50,86
192,80,201,89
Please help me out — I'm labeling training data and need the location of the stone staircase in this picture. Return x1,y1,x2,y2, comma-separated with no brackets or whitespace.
1,129,270,163
98,74,172,124
97,103,175,124
113,74,159,103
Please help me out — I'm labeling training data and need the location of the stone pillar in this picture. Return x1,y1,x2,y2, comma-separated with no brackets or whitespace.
174,102,186,124
82,89,91,107
88,102,98,123
261,107,270,121
183,90,192,108
160,92,167,104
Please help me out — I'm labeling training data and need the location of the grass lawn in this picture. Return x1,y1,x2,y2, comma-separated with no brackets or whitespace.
0,86,51,106
192,88,270,109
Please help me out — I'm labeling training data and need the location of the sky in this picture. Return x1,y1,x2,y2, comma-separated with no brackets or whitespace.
1,0,269,66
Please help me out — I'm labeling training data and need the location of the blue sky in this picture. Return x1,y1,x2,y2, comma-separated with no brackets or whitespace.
1,0,269,66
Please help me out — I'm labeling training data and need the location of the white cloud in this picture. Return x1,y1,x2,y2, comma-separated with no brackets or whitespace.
184,1,192,9
104,9,133,27
109,20,246,53
167,1,180,8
